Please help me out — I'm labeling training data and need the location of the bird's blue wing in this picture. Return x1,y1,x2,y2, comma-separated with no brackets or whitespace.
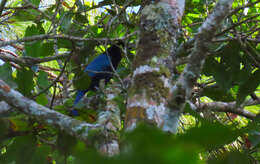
84,53,111,77
72,53,111,110
72,45,122,116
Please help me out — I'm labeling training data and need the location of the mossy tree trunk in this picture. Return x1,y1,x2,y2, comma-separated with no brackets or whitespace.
125,0,185,133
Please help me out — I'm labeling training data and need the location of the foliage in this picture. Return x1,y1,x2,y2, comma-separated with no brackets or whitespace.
0,0,260,163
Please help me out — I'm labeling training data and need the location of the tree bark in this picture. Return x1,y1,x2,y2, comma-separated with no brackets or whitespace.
125,0,185,133
126,0,234,133
0,80,102,142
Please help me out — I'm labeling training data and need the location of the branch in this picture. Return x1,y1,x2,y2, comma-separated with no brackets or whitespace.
197,101,257,120
184,0,234,82
0,51,63,79
0,101,11,115
0,80,102,142
228,0,260,17
169,0,234,110
23,0,52,20
213,37,260,43
97,84,122,156
23,53,70,64
0,33,136,48
33,53,71,97
125,1,185,133
0,38,23,50
175,1,260,58
0,0,8,16
0,51,70,65
175,38,194,58
216,13,260,37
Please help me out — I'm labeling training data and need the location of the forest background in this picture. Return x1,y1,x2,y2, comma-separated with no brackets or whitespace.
0,0,260,163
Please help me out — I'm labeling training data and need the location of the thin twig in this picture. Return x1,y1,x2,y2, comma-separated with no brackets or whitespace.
33,53,72,98
23,0,52,20
0,0,8,16
0,33,136,48
228,0,260,17
216,13,260,37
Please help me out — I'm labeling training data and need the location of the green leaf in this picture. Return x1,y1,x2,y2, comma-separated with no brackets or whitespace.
178,120,241,150
57,131,77,156
36,94,48,106
201,86,235,102
72,41,97,66
53,104,66,110
64,98,74,107
37,71,49,89
73,71,91,90
9,10,40,22
29,0,41,6
57,38,72,49
24,25,44,57
8,116,32,131
75,0,85,12
75,13,88,24
0,135,37,164
0,119,10,138
248,130,260,149
0,63,17,88
110,24,125,37
124,125,203,164
233,63,251,85
16,67,34,96
60,12,73,33
205,58,233,90
236,69,260,106
39,42,54,57
30,145,51,164
203,41,252,90
208,151,251,164
73,149,106,164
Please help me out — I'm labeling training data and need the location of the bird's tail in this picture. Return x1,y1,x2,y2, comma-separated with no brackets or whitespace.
73,90,88,106
71,90,88,116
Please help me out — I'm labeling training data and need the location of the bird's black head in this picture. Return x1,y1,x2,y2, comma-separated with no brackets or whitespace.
107,42,123,68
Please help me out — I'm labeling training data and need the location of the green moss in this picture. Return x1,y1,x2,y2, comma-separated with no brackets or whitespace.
75,125,89,136
125,106,147,124
133,32,171,69
159,66,171,77
109,114,121,130
130,71,170,103
133,3,175,69
87,120,120,144
134,32,160,68
87,127,104,143
142,2,175,31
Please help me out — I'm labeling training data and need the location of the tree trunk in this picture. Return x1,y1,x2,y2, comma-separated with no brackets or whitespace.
125,0,185,133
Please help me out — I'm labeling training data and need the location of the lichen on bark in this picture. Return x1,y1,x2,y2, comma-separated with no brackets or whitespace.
126,1,183,132
129,71,170,103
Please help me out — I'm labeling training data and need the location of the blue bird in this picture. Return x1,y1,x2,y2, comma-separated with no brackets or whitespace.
71,44,122,116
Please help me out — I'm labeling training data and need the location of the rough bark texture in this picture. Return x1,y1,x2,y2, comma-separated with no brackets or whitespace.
126,0,234,133
0,80,101,142
96,84,122,156
0,0,238,156
169,0,234,113
125,1,185,133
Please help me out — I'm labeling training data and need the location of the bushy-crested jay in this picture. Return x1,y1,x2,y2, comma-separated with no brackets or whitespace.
71,44,122,116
